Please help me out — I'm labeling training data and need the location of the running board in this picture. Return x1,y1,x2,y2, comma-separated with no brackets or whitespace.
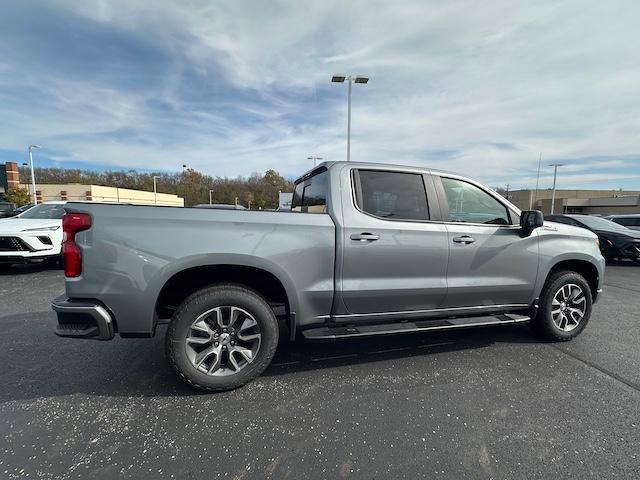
302,313,530,341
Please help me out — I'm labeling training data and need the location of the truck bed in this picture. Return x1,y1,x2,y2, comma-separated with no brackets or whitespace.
63,202,336,335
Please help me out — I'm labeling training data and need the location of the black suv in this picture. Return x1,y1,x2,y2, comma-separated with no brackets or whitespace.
546,214,640,263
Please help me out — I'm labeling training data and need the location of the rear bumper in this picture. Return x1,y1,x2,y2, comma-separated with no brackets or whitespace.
0,254,59,264
51,295,115,340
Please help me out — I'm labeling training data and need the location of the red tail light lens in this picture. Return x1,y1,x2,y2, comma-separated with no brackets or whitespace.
62,213,91,277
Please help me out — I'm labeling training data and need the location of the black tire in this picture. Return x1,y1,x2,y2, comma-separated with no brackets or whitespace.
601,247,614,263
532,270,592,341
166,283,279,391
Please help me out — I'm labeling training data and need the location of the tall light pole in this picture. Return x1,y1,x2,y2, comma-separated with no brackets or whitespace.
152,175,160,205
307,156,323,167
531,152,542,209
28,145,40,205
549,163,564,214
331,74,369,161
209,189,214,205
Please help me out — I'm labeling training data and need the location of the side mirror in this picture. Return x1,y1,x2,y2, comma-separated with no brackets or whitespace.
520,210,544,236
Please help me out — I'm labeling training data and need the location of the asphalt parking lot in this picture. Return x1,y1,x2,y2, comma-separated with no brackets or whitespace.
1,264,639,479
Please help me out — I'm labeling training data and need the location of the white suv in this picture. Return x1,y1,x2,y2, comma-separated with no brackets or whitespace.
0,201,66,266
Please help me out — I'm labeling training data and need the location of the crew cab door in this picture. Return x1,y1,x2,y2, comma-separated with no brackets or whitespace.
337,167,448,316
434,175,539,308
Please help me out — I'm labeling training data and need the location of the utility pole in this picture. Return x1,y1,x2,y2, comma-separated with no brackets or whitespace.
28,145,41,205
209,189,214,205
307,156,323,167
549,163,564,214
505,184,511,200
152,175,160,205
531,152,542,209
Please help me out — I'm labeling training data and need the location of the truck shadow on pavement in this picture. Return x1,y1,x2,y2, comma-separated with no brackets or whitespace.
0,314,544,402
0,263,60,276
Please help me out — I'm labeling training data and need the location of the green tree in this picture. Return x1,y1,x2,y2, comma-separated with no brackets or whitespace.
2,188,31,207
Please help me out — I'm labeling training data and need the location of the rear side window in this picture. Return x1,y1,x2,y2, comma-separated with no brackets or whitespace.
291,169,328,213
614,217,639,227
354,170,429,221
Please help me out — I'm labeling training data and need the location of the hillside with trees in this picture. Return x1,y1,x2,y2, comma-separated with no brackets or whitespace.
19,167,294,209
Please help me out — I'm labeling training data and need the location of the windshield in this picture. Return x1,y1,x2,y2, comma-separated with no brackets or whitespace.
573,215,629,231
19,203,66,220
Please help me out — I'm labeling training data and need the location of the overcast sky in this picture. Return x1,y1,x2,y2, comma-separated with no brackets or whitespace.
1,0,639,189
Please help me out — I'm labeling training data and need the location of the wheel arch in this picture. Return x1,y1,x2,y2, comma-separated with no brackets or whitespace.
541,259,600,301
154,259,297,331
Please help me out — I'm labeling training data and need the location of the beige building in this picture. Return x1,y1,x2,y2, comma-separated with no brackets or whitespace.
25,183,184,207
507,189,640,215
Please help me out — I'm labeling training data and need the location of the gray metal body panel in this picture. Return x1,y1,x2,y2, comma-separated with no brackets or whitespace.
64,204,335,334
60,161,605,337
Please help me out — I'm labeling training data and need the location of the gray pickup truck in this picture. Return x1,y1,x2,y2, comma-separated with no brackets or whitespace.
52,161,605,391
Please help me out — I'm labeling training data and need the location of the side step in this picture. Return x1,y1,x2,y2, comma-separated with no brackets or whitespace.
302,313,530,341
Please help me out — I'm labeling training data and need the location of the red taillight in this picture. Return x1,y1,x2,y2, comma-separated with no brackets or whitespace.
62,213,91,277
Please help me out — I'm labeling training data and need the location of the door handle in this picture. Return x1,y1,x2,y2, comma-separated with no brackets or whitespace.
350,232,380,242
452,235,476,244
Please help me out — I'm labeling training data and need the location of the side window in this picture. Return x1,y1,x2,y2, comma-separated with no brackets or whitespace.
291,169,328,214
440,177,511,225
355,170,429,221
615,218,638,227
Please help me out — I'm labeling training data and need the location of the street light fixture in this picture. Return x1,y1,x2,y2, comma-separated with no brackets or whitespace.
331,74,369,161
307,156,323,167
28,145,41,205
549,163,564,214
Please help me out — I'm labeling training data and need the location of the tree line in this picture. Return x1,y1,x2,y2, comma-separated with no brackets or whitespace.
13,166,294,209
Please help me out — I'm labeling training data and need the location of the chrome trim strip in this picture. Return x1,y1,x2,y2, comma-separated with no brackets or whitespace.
331,303,529,319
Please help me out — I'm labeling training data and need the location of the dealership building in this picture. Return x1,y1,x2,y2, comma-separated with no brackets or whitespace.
1,161,184,207
507,189,640,215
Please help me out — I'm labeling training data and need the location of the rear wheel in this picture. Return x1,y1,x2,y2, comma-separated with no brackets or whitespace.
166,283,279,391
533,270,592,341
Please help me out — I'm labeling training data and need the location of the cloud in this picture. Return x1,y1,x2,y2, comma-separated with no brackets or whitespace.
0,0,638,188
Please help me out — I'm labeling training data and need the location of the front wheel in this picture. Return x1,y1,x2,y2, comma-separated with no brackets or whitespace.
166,284,279,391
533,270,593,341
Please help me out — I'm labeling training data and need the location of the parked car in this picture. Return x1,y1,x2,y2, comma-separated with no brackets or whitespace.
194,204,247,210
51,162,604,391
0,201,66,266
0,202,15,218
604,214,640,231
10,203,35,216
546,214,640,263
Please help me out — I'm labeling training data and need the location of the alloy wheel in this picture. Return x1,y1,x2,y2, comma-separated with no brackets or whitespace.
551,284,586,332
185,306,261,376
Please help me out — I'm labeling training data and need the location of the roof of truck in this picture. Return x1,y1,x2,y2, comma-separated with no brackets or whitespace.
295,161,461,184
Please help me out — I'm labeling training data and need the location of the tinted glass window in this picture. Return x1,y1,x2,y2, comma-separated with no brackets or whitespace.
440,177,510,225
355,170,429,221
291,182,304,211
291,169,328,214
547,216,577,226
613,217,640,227
19,203,66,219
571,215,629,232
